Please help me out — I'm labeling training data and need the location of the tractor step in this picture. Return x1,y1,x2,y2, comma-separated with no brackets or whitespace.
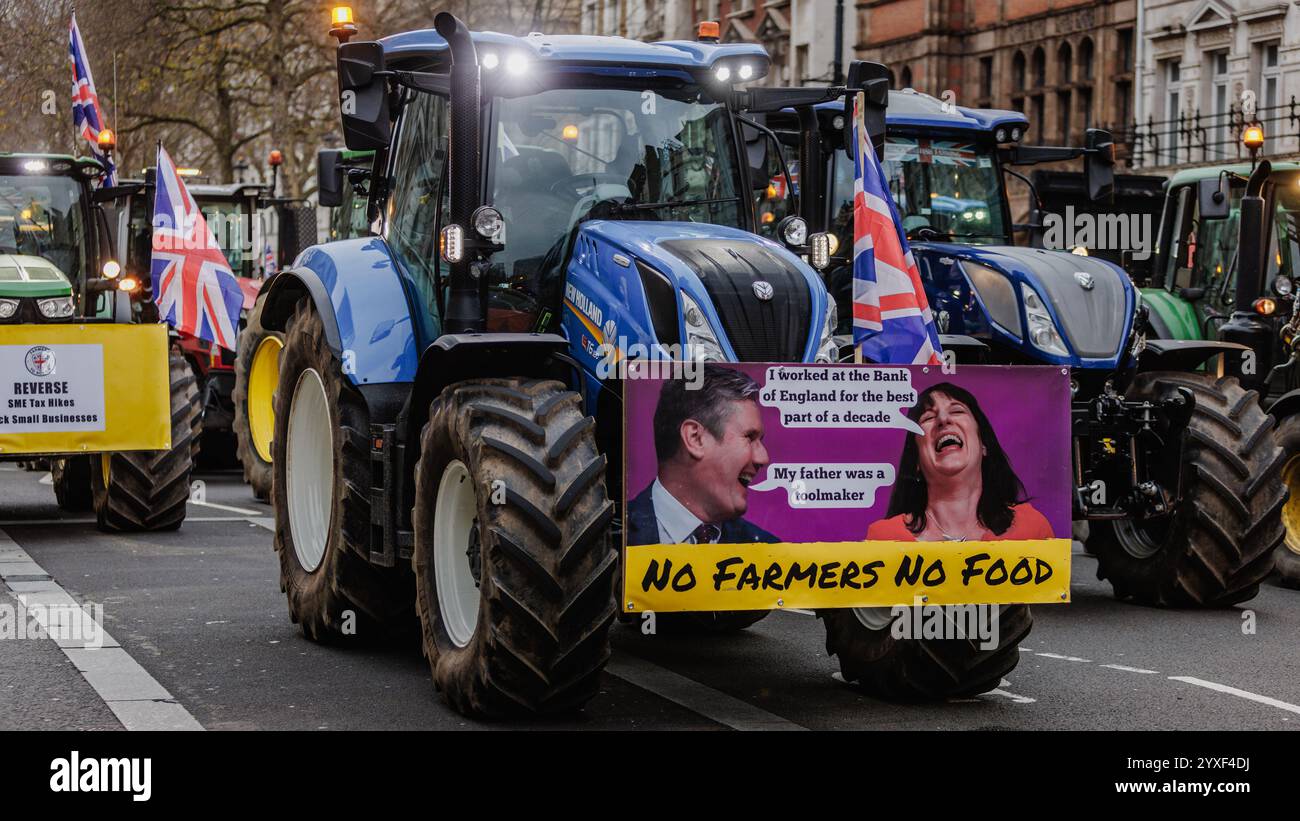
368,424,413,566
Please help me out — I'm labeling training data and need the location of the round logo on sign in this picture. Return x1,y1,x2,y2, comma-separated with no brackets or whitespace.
25,346,56,376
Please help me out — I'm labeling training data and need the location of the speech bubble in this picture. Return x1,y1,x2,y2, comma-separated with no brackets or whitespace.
749,462,897,509
759,365,923,434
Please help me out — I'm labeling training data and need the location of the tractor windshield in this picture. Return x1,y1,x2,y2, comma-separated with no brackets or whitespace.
0,173,89,286
828,136,1008,248
487,84,746,306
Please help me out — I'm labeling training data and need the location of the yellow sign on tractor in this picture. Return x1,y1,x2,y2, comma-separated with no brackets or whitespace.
0,323,172,455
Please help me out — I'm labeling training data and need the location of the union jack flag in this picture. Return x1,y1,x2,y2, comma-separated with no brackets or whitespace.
263,242,277,275
850,94,943,365
68,14,115,185
151,145,244,351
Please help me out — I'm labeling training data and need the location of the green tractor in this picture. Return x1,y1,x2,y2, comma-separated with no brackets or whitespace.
0,152,199,530
1136,160,1300,587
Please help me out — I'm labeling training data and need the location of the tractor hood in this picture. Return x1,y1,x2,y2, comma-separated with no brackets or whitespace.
0,253,74,298
913,242,1136,368
561,221,833,365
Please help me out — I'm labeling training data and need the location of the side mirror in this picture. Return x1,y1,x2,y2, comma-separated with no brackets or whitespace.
844,60,890,161
1084,128,1114,203
1178,286,1206,302
317,149,344,208
741,115,771,192
1198,175,1231,221
337,41,391,151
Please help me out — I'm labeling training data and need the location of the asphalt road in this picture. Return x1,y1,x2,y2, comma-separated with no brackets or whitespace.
2,461,1298,731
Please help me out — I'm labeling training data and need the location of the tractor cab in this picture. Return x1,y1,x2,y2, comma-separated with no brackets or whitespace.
0,153,122,322
1145,162,1300,342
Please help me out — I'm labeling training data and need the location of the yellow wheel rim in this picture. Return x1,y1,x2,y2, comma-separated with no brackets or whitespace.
100,454,110,487
1283,455,1300,556
248,335,283,463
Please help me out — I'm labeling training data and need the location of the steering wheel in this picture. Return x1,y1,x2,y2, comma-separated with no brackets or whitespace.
548,173,632,199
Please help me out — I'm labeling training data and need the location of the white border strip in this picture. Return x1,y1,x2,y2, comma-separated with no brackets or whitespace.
0,527,203,731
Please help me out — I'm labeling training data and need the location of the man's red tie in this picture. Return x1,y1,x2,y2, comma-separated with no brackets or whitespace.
691,523,720,544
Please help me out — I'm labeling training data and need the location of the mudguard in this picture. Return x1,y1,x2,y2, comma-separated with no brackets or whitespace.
1137,338,1249,372
1268,388,1300,421
258,237,423,386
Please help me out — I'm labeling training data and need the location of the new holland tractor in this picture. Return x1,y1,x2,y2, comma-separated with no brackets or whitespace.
1137,156,1300,588
253,10,1037,716
772,88,1284,607
0,151,198,531
230,147,374,501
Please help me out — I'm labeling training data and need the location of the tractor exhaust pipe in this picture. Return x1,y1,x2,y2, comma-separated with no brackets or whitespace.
435,12,483,333
1219,159,1273,390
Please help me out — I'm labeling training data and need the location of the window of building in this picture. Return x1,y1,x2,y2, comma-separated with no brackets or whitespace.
1013,51,1026,91
1032,94,1045,142
1058,89,1072,142
1210,50,1229,157
1079,37,1094,81
979,56,993,100
1118,28,1134,73
1080,86,1093,132
1259,41,1282,110
901,65,913,89
1058,41,1073,85
1032,47,1046,88
1162,59,1182,163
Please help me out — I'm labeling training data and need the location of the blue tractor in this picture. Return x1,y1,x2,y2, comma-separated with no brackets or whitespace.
255,13,1034,716
767,87,1284,608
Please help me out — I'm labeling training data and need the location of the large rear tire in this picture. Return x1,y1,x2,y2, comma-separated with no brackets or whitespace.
51,456,92,512
1089,373,1285,606
820,604,1032,699
233,295,281,501
91,350,199,532
270,298,411,642
412,378,617,717
1273,414,1300,589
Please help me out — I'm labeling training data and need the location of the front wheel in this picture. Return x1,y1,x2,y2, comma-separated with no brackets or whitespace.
412,378,617,717
819,604,1032,700
1089,373,1285,607
270,297,412,641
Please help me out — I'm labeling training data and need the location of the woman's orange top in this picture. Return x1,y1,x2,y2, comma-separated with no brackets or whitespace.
866,502,1053,541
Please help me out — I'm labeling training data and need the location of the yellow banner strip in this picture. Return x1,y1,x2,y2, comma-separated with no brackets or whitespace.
623,538,1072,612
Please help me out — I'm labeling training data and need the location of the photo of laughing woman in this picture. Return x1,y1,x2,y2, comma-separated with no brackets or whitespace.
867,382,1052,542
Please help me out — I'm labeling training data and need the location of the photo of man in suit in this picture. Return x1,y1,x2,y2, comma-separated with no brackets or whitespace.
627,365,781,546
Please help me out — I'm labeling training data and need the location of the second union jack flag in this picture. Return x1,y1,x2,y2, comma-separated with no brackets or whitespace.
850,94,943,365
151,145,243,351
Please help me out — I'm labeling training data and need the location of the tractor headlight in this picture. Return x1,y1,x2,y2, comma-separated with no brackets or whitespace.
440,224,464,263
815,299,838,363
0,298,18,319
1274,275,1294,297
962,260,1022,338
779,215,807,247
37,296,74,319
681,290,727,362
1021,283,1070,356
472,206,504,242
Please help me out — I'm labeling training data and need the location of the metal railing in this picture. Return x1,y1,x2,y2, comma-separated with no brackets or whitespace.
1124,99,1300,168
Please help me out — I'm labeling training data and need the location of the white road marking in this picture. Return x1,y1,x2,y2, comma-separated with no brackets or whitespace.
188,498,263,515
607,655,806,731
38,472,52,486
981,679,1036,704
1103,664,1160,675
1169,676,1300,716
0,527,204,731
247,517,275,531
1036,652,1091,663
